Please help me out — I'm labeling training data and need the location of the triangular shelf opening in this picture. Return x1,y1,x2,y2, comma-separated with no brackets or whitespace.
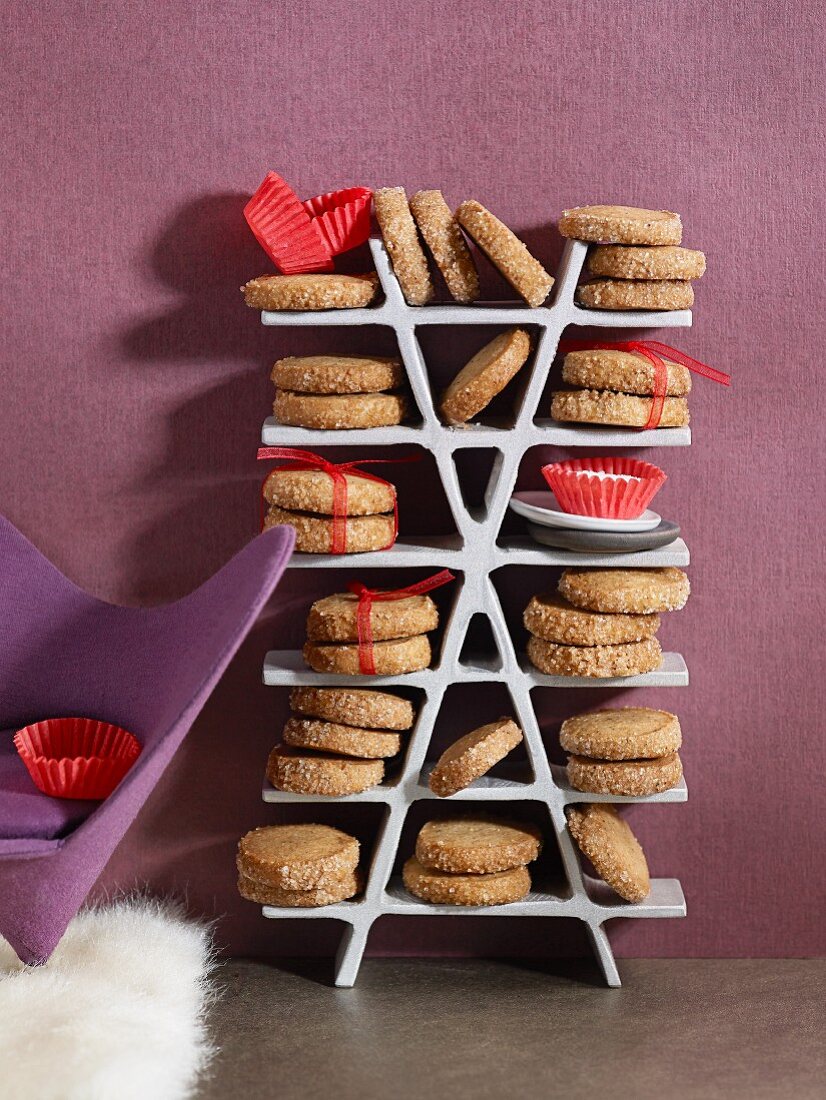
457,611,504,672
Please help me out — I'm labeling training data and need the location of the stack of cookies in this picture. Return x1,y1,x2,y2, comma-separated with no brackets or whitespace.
561,707,683,796
374,187,554,307
271,354,409,430
566,804,651,903
302,587,440,675
551,346,692,430
524,567,690,679
403,817,541,906
236,823,362,907
267,687,415,797
559,204,705,312
263,465,397,554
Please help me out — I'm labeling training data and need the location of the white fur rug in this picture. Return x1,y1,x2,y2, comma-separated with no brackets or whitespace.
0,897,216,1100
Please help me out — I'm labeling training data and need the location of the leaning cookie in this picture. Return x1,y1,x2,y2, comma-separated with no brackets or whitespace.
456,199,554,307
558,205,682,246
562,349,692,397
237,869,363,907
440,328,531,425
271,355,404,395
264,469,396,516
576,280,694,311
266,745,384,795
558,568,690,614
374,187,434,306
289,686,415,731
243,272,380,311
551,390,690,429
588,245,705,281
523,592,660,646
566,803,650,902
428,718,524,797
409,189,480,303
567,752,683,796
264,506,394,554
282,717,403,759
307,591,438,643
303,635,432,675
273,390,409,430
560,707,682,761
415,818,542,874
527,636,663,678
402,857,531,906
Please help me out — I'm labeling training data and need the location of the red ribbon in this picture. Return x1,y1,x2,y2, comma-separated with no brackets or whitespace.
558,340,730,430
257,447,419,554
346,570,456,674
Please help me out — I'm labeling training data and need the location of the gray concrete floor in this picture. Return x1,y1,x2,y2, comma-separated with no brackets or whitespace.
200,958,825,1099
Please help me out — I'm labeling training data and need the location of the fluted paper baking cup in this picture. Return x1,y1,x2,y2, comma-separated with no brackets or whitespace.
302,187,373,255
244,171,334,274
541,456,666,519
14,717,142,800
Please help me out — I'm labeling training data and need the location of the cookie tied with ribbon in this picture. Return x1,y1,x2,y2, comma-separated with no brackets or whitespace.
258,447,418,555
553,340,730,431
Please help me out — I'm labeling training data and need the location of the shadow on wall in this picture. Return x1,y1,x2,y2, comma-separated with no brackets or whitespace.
121,193,276,603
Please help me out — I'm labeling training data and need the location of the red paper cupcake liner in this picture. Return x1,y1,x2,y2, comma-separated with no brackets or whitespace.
14,717,142,801
302,187,373,255
541,457,667,519
244,171,334,274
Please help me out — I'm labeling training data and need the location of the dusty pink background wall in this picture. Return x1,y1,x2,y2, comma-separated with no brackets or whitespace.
2,0,824,960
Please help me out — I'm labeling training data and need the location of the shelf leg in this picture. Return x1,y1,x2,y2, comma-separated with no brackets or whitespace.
585,921,621,987
333,918,372,988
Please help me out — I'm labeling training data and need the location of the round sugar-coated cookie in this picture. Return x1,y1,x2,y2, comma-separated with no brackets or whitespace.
402,857,531,906
266,745,384,796
237,868,363,907
271,355,404,395
290,686,414,731
559,567,690,614
243,272,379,311
264,506,394,554
409,189,480,304
440,328,531,425
374,187,434,306
236,824,359,891
456,199,554,308
576,280,694,311
567,752,683,796
525,519,681,555
551,389,690,428
562,349,692,397
307,591,438,643
273,390,408,430
263,469,396,516
558,205,682,246
566,803,650,902
526,635,663,679
303,635,431,676
588,245,705,281
282,717,402,759
428,717,524,797
560,707,682,761
415,817,542,873
523,592,660,646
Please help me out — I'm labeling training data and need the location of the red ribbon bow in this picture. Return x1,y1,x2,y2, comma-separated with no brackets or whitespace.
346,570,456,674
557,340,730,430
257,447,419,554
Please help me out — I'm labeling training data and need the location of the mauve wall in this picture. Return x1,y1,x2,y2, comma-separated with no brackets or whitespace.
2,1,824,960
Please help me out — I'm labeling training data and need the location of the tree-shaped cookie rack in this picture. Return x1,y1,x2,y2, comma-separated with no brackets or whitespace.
254,236,691,987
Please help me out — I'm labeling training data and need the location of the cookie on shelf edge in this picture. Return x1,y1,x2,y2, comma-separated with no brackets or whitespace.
273,390,409,430
566,803,651,902
271,355,404,395
236,823,359,891
410,189,480,303
266,745,384,796
558,567,690,614
303,635,432,676
576,280,694,312
566,752,683,796
264,506,394,555
550,390,690,429
307,591,438,643
282,716,402,759
415,817,542,873
237,869,363,907
456,199,554,308
243,272,379,311
559,707,682,761
523,592,660,646
587,245,705,281
289,686,415,731
440,328,531,425
561,349,692,397
558,205,682,246
526,635,663,679
374,187,434,306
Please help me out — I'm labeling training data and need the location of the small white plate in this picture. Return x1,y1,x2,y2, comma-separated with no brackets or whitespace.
509,491,661,533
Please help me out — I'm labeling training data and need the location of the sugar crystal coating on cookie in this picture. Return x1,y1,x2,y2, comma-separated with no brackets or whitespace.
302,634,432,676
264,506,395,554
415,817,542,873
456,199,554,307
273,390,408,430
550,389,690,428
290,687,415,731
266,745,384,796
428,718,523,796
558,205,682,245
264,468,396,516
560,707,681,760
562,349,692,397
587,245,705,281
576,279,694,311
402,857,531,906
524,592,660,646
566,803,650,902
558,567,690,614
282,716,402,759
236,823,359,891
271,355,404,395
306,591,438,643
238,868,363,907
566,752,683,796
374,187,435,306
410,189,480,303
440,328,531,424
526,635,663,679
242,272,380,311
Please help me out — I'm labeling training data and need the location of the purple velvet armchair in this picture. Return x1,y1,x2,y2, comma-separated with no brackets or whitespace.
0,514,293,963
